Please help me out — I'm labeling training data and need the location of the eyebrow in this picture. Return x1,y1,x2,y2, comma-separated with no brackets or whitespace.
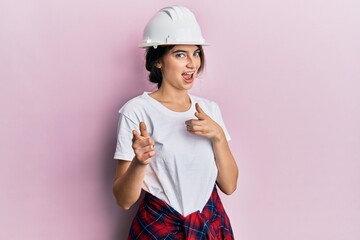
171,48,201,54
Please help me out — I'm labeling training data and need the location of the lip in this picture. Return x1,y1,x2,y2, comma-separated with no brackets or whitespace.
182,71,195,83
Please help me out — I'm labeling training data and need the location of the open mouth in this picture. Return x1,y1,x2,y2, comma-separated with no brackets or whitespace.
182,71,195,83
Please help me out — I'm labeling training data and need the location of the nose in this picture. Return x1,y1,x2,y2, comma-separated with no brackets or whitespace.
186,56,196,69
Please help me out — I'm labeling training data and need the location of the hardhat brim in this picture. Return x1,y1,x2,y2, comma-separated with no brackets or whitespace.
139,42,210,48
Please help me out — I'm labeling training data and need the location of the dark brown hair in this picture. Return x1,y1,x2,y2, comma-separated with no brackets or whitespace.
145,45,205,88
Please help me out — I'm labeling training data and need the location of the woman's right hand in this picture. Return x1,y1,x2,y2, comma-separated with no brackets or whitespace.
132,122,155,165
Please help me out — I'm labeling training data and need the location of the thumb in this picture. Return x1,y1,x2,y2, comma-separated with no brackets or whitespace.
132,130,140,141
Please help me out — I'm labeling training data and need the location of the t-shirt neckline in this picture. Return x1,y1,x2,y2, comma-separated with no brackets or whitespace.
143,92,195,116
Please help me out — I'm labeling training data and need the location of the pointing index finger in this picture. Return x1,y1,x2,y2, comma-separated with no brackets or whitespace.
139,122,149,137
195,103,206,120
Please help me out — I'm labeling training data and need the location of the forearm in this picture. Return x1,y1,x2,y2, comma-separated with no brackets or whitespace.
112,158,147,210
212,133,238,195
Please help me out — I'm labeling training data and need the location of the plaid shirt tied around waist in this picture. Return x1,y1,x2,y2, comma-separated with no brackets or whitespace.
128,186,234,240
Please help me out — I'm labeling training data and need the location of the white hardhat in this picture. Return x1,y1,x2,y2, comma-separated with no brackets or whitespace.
139,5,208,48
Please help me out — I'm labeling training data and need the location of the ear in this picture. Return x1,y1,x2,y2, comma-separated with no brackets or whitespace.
155,60,162,69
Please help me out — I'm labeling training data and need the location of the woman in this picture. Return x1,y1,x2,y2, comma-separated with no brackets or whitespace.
112,5,238,239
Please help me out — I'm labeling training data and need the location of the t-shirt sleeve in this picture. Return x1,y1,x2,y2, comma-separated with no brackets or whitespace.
213,102,231,141
114,113,137,160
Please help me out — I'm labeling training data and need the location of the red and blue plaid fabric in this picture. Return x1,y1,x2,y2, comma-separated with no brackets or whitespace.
128,186,234,239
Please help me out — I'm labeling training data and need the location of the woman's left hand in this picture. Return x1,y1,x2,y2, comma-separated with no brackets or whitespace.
185,103,225,142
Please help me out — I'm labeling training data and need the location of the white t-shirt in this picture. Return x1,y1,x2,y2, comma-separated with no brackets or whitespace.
114,92,230,216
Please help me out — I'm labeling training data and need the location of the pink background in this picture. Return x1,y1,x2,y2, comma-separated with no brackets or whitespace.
1,0,359,239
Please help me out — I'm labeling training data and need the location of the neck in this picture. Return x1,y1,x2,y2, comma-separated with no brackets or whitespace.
151,87,190,104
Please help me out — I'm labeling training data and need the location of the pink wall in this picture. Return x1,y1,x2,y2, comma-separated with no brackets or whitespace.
1,0,359,239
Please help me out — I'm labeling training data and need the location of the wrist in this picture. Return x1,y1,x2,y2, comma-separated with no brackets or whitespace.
212,129,226,143
133,157,150,167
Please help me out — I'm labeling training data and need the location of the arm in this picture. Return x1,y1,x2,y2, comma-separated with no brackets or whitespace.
211,131,238,194
185,103,238,195
112,122,155,210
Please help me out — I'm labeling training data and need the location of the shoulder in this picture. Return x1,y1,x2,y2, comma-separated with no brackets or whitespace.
118,93,149,115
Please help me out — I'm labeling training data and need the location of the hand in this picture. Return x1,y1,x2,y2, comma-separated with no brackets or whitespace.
185,103,225,142
132,122,155,165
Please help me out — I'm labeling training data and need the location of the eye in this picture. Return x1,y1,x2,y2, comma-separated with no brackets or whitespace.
194,50,201,57
175,53,186,58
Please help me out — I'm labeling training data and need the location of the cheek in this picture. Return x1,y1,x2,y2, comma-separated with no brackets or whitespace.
196,58,201,69
162,64,181,78
167,62,184,72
